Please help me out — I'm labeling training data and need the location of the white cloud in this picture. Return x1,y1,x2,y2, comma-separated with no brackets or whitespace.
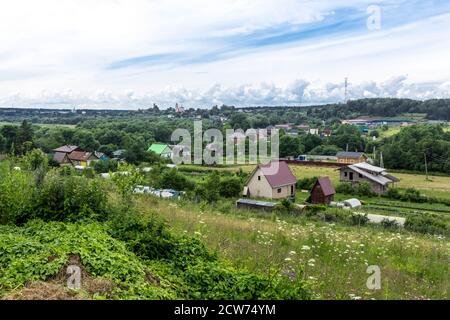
2,76,449,109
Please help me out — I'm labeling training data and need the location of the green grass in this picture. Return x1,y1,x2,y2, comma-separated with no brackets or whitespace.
139,196,450,300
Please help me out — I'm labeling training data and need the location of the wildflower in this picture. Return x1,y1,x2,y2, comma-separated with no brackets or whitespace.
284,257,292,262
289,251,297,255
301,245,311,251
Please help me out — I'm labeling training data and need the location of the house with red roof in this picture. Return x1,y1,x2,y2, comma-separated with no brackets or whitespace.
243,161,297,200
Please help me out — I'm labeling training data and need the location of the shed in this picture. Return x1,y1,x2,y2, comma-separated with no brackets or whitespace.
309,177,336,205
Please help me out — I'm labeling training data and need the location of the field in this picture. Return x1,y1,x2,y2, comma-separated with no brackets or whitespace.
181,163,450,200
0,121,76,129
139,197,449,300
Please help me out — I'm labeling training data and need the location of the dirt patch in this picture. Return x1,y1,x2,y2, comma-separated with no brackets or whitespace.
3,254,116,300
2,281,83,300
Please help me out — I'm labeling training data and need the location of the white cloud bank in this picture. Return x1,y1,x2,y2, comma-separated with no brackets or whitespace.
2,76,449,109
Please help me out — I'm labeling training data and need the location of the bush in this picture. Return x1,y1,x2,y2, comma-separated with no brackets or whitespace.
296,177,318,190
218,176,242,198
32,172,108,222
385,187,401,200
0,164,34,224
355,182,374,196
350,213,369,226
381,218,399,229
158,168,195,191
405,214,448,235
336,182,355,194
93,159,118,173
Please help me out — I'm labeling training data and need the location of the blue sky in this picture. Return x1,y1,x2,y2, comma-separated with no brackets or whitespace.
0,0,449,108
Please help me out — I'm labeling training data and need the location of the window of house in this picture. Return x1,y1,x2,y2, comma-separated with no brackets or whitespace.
359,173,363,178
344,172,348,177
258,176,261,181
277,188,282,193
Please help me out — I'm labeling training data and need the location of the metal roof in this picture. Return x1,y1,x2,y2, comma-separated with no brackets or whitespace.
336,151,366,158
236,199,277,207
53,145,80,153
348,165,393,186
353,162,385,174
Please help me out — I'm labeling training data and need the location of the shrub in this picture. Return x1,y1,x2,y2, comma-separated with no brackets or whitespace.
0,164,34,224
405,214,448,235
296,177,318,190
385,187,401,200
355,182,374,196
350,213,369,226
93,159,118,173
381,218,399,229
336,182,354,194
32,172,108,222
158,168,195,191
218,176,242,198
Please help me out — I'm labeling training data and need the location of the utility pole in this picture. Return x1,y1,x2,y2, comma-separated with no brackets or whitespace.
424,152,429,180
346,143,349,152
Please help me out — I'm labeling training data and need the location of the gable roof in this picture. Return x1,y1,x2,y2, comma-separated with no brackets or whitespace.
53,152,69,164
148,144,171,155
336,151,366,159
53,145,81,153
68,151,97,162
312,177,336,196
346,164,394,186
251,161,297,188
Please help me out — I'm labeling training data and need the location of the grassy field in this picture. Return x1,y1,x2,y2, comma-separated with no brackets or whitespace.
0,122,76,129
138,197,449,300
182,163,450,200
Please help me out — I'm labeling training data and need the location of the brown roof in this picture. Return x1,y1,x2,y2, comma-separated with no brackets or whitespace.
68,151,93,161
313,177,336,196
53,145,81,153
258,161,297,188
53,152,69,164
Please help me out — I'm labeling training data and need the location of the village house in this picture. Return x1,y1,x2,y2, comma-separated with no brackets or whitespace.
112,149,126,160
339,162,399,195
52,145,99,167
308,177,336,205
336,151,368,164
148,143,172,158
243,161,297,200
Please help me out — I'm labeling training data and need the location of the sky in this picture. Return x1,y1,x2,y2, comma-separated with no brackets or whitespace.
0,0,449,109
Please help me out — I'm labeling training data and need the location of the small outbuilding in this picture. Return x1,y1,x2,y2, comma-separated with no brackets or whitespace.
309,177,336,205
